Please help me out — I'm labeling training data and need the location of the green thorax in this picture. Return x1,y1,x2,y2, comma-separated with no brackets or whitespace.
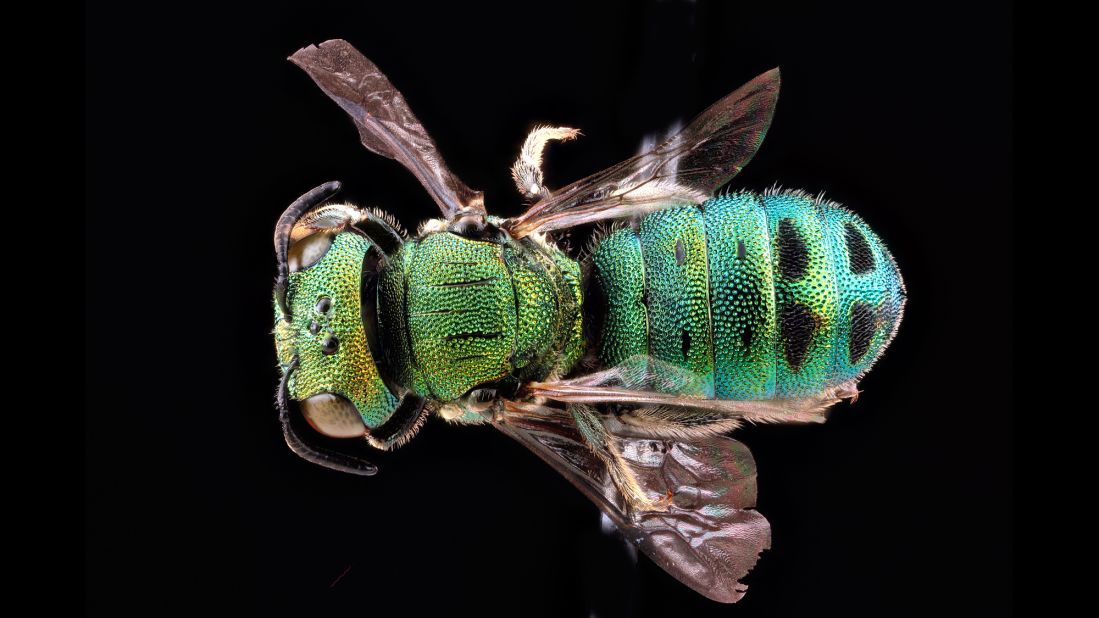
378,231,584,402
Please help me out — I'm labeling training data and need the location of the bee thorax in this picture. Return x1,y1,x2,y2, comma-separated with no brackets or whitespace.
377,230,584,403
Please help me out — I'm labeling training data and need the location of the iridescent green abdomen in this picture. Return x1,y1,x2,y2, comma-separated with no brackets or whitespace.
589,190,905,400
378,231,584,402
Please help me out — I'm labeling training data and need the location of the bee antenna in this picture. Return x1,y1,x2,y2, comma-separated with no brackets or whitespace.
274,181,343,321
277,356,379,476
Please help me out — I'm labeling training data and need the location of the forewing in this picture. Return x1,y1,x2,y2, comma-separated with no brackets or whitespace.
289,39,484,218
529,381,847,425
506,69,779,237
528,356,857,426
494,404,771,603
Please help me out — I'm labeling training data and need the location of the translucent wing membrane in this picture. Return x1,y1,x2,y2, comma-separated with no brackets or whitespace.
495,402,770,603
530,356,857,426
529,382,848,424
494,358,859,599
505,69,780,237
290,39,484,219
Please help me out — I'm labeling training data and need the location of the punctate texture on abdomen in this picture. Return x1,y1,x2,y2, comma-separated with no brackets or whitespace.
588,190,906,400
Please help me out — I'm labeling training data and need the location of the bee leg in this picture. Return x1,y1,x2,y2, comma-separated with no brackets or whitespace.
603,408,745,441
835,380,861,403
290,203,359,237
497,400,670,513
510,126,581,199
436,401,492,425
569,404,673,514
293,203,405,256
554,355,707,393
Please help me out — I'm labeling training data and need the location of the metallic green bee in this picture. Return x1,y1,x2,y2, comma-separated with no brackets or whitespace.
273,39,905,603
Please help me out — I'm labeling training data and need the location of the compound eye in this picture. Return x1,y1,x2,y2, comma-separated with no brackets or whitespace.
320,334,339,355
299,393,366,438
288,232,334,272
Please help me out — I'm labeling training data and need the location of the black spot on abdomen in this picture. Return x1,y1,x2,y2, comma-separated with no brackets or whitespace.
675,239,686,265
681,328,691,360
848,302,877,363
844,223,876,274
781,302,818,371
777,218,808,280
736,239,746,260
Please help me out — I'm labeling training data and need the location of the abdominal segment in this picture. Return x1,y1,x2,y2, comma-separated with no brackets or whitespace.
588,190,906,400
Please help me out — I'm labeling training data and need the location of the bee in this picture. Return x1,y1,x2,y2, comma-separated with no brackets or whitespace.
273,39,905,603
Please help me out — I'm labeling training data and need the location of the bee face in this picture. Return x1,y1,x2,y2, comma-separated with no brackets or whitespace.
274,230,398,436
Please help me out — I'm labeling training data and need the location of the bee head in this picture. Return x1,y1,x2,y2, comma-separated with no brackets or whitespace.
272,184,427,475
274,229,401,434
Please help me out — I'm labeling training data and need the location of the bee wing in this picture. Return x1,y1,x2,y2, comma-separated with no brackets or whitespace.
528,381,851,426
505,69,779,238
495,402,770,604
500,361,858,600
289,39,485,219
529,356,857,426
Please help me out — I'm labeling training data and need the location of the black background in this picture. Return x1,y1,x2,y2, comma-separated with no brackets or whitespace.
86,1,1011,616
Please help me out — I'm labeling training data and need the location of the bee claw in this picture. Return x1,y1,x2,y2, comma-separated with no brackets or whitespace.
833,380,861,403
658,490,675,509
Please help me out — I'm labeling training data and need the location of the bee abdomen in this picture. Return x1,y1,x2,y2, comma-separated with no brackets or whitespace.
588,190,905,400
